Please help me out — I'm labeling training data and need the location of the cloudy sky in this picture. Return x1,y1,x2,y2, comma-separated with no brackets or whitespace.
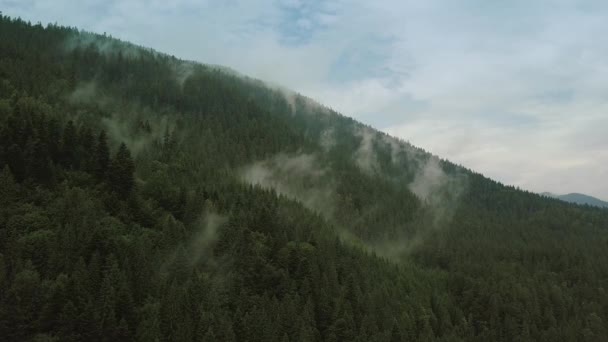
3,0,608,199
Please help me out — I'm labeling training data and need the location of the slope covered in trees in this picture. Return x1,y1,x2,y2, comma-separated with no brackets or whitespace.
1,16,608,341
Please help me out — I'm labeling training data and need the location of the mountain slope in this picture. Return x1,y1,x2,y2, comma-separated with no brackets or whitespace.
2,15,608,342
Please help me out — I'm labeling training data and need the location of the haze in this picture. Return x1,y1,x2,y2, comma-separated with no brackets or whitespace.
4,0,607,199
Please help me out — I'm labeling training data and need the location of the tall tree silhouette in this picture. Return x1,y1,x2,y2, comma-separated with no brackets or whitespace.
94,130,110,179
108,143,135,196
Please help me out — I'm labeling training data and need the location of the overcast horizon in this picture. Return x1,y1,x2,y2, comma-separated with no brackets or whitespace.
2,0,607,199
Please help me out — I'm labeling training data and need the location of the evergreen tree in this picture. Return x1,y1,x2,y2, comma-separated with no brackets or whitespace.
94,130,110,179
61,120,77,168
0,165,17,208
108,143,135,196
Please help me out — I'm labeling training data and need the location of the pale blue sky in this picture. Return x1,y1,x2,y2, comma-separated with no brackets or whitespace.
2,0,608,199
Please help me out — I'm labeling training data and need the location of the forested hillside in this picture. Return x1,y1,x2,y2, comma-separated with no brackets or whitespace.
1,16,608,341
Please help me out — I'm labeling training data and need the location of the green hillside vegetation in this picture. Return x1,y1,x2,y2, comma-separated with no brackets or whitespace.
1,16,608,341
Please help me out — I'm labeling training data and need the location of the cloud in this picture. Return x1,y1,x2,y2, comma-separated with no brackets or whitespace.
353,126,378,174
188,210,227,266
239,153,335,218
3,0,608,198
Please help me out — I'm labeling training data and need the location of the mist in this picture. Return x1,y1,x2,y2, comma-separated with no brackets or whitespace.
409,156,467,226
187,209,227,267
319,128,336,153
353,126,379,174
240,153,335,218
66,25,469,264
68,80,177,156
63,29,153,59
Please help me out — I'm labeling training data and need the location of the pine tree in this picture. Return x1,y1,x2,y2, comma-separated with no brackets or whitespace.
94,130,110,179
78,126,94,171
61,120,77,168
25,138,52,184
6,144,25,182
108,143,135,196
0,165,17,208
135,300,161,342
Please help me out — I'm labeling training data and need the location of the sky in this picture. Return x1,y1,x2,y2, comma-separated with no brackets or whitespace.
2,0,608,199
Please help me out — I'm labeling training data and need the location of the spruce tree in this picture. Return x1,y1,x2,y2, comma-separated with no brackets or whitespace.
61,120,77,168
108,143,135,196
94,130,110,179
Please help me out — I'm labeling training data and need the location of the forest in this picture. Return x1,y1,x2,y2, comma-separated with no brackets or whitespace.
1,15,608,341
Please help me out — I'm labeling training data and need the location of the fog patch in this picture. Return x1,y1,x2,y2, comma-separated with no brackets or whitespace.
354,126,379,174
159,207,229,279
320,128,336,153
238,148,468,263
70,82,173,155
188,210,227,267
368,239,415,261
266,85,330,116
68,81,116,109
408,156,467,233
240,153,335,218
278,87,297,114
102,112,174,156
251,79,332,116
380,133,424,167
298,94,332,116
67,81,174,155
69,82,98,103
172,60,197,86
102,117,147,155
63,31,148,59
409,157,447,203
348,129,468,260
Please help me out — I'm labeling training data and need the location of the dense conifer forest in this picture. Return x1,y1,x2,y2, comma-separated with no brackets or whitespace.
1,15,608,341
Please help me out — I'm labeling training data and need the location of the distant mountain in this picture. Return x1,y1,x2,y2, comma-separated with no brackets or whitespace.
542,192,608,208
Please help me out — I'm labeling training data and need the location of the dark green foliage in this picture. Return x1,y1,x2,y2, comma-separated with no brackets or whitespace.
94,130,110,179
107,143,135,196
1,14,608,342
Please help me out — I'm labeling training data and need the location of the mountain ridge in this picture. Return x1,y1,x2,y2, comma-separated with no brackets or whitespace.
542,192,608,208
